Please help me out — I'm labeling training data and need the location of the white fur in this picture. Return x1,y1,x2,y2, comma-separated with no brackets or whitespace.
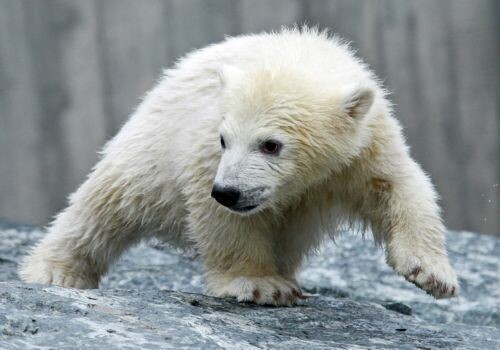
19,27,458,304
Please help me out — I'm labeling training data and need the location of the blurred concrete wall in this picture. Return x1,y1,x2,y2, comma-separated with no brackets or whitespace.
0,0,498,234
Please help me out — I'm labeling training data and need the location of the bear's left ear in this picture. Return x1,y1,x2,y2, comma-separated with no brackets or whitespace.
341,85,375,119
217,65,245,88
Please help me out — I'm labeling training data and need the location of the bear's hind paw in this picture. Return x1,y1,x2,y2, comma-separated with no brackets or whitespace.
19,258,98,289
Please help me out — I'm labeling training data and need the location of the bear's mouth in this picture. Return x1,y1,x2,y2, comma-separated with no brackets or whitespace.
231,205,258,213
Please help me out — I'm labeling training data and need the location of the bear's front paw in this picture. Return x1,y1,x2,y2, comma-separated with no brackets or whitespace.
392,255,459,299
212,275,303,306
19,256,98,289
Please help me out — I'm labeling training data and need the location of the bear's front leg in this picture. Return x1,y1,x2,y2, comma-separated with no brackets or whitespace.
193,212,303,306
208,274,303,306
367,158,459,299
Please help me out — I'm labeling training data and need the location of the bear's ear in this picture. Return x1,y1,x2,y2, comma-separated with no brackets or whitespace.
341,85,375,119
218,65,245,88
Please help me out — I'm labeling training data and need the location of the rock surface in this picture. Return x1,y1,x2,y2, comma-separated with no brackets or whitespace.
0,222,499,349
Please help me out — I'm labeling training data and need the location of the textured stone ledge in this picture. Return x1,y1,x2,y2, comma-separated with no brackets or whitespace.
0,225,498,349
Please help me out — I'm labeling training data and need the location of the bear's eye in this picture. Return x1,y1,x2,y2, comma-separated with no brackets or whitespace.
260,140,282,155
220,136,226,149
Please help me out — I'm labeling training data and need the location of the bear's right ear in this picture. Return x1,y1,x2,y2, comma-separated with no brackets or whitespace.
341,84,375,119
217,65,245,88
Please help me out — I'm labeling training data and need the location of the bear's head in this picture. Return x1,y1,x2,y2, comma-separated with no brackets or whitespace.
211,65,375,215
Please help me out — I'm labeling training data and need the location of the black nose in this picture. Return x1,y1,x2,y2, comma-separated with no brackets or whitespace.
211,185,240,208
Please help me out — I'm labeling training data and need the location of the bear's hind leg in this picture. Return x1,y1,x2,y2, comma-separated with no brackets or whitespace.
19,166,152,289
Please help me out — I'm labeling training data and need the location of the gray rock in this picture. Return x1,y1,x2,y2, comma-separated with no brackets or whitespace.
382,302,412,316
0,224,499,349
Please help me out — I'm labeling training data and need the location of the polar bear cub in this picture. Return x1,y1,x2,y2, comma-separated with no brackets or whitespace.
20,28,458,305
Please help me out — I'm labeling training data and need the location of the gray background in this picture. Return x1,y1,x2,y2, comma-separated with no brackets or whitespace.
0,0,498,235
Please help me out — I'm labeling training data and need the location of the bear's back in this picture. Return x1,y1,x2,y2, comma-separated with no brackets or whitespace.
170,27,373,89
